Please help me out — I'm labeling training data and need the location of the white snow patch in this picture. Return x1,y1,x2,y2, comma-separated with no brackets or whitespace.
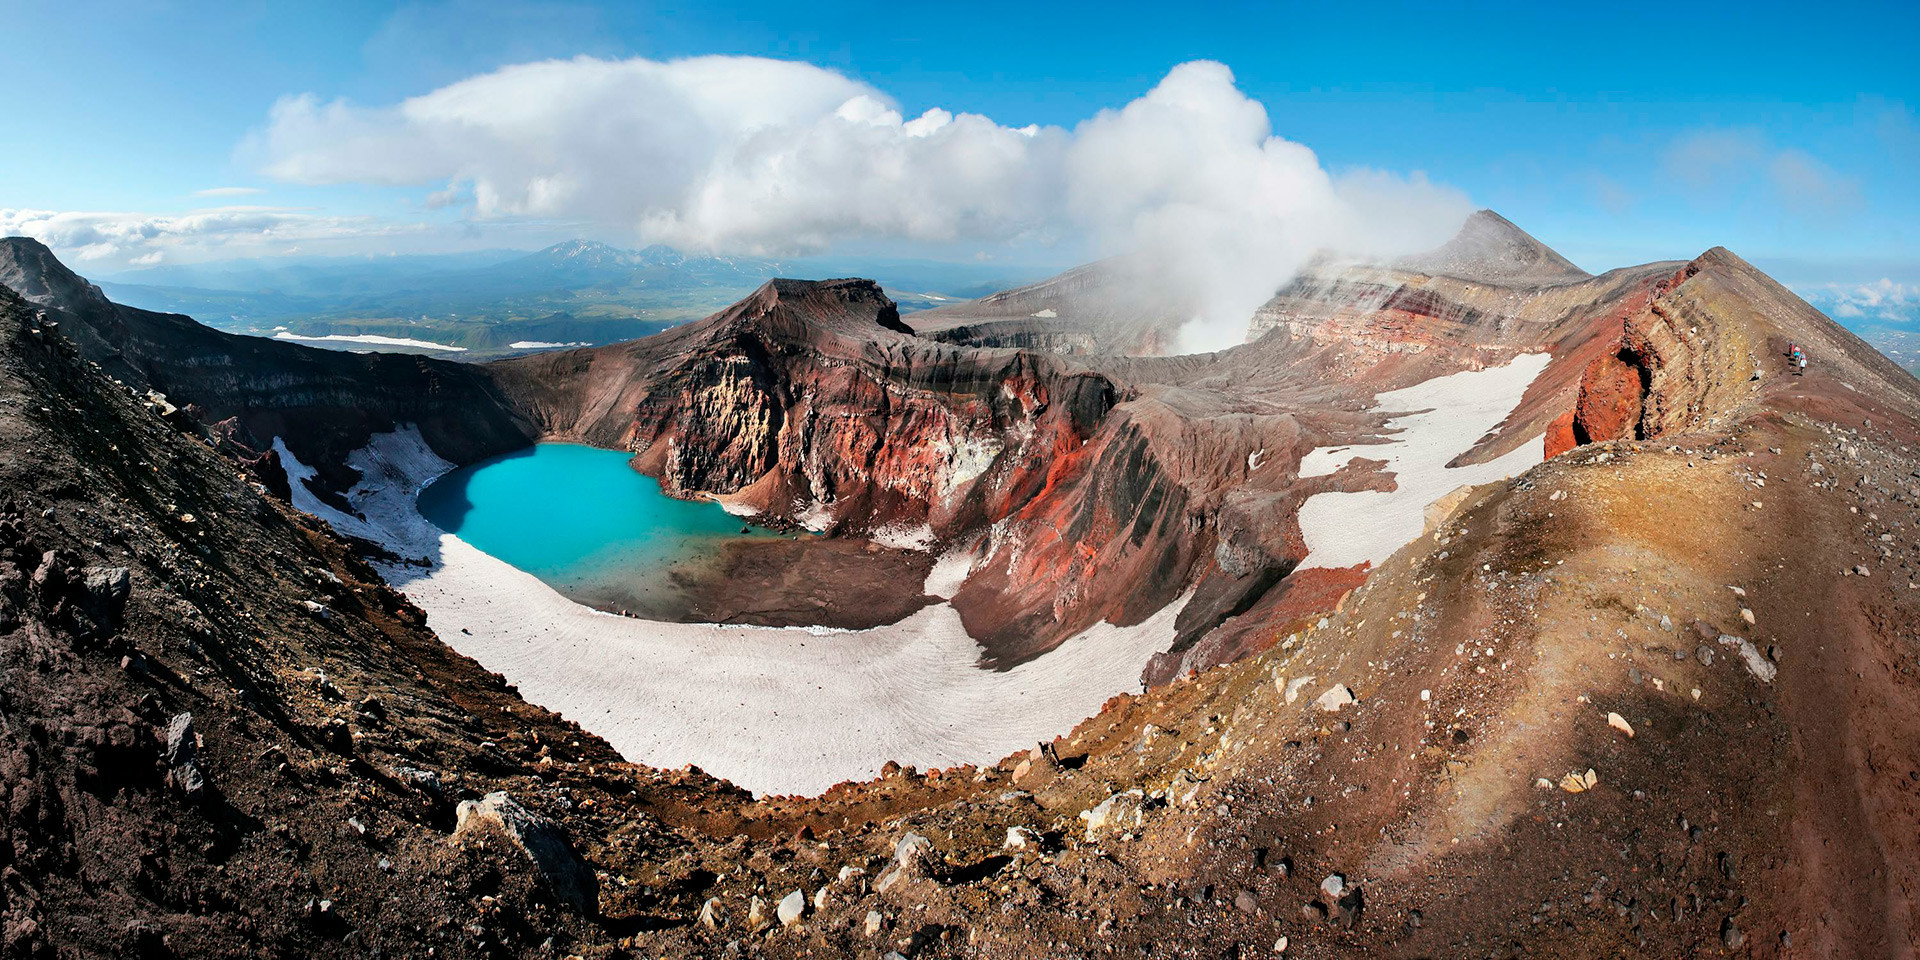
715,497,761,518
1247,448,1267,472
272,332,467,352
871,522,937,552
795,499,836,533
1296,353,1550,570
922,544,980,600
508,340,591,349
277,430,1179,797
1031,308,1058,318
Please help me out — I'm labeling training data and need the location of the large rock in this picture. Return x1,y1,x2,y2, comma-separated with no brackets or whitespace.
453,792,598,913
874,832,934,893
163,712,206,801
1080,789,1147,842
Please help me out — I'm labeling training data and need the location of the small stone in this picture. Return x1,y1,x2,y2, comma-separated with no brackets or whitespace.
1273,935,1289,953
1320,874,1345,898
1721,916,1745,948
699,898,722,930
1004,826,1037,850
1606,712,1635,738
864,910,884,936
776,889,806,927
1739,608,1755,625
1234,889,1258,914
746,896,768,932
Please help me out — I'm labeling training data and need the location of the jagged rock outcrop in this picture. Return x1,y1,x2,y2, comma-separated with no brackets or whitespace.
491,278,1119,545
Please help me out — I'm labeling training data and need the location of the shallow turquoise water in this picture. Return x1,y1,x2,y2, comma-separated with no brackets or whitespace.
416,442,775,614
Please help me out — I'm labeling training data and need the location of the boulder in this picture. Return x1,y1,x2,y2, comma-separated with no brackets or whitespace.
77,566,130,636
453,792,598,913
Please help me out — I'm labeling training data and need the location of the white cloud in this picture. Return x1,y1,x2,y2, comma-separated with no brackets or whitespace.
0,206,392,267
248,55,1470,351
194,186,265,197
1062,62,1469,351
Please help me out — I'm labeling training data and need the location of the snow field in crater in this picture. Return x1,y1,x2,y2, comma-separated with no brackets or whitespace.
275,427,1184,797
1295,352,1551,571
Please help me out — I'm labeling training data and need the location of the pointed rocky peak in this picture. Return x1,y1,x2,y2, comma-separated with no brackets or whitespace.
0,237,111,313
1395,210,1591,287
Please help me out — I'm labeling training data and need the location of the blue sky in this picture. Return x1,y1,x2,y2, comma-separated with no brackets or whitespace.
5,0,1917,303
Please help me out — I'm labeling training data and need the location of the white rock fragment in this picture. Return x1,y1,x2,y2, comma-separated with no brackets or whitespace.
1315,684,1357,712
1284,675,1317,704
777,889,806,927
1080,789,1146,841
1717,635,1777,683
1606,712,1635,738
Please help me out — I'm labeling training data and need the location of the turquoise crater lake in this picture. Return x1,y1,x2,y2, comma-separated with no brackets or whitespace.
416,443,782,618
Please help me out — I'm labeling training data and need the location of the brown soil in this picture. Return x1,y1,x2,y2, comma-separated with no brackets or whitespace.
672,536,938,629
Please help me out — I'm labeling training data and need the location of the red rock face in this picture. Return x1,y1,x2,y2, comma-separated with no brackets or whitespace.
1543,409,1578,459
1572,349,1647,444
496,279,1119,550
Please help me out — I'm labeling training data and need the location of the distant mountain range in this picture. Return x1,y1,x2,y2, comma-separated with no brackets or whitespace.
97,240,1048,358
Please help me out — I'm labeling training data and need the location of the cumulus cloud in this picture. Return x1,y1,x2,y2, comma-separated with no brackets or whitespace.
0,207,384,266
1061,62,1469,351
1803,278,1918,323
249,56,1471,352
